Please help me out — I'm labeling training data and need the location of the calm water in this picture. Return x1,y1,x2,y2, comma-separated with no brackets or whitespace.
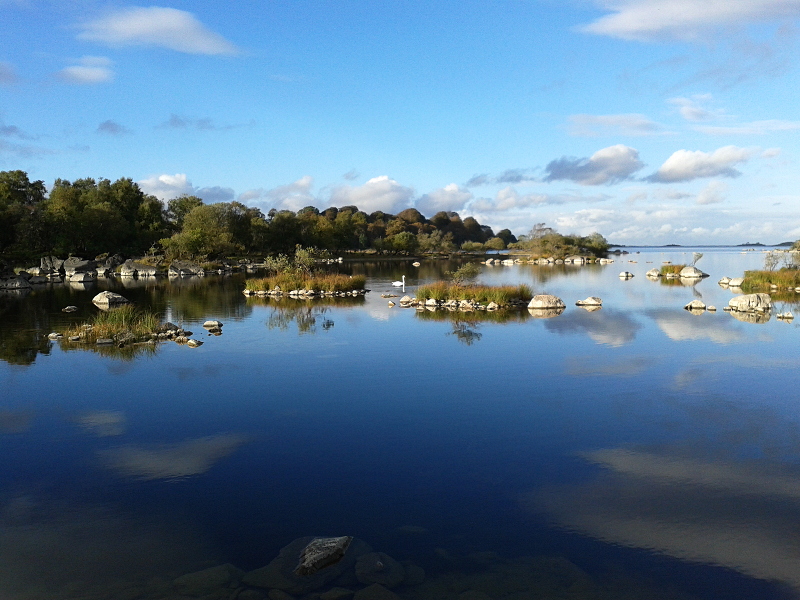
2,248,800,600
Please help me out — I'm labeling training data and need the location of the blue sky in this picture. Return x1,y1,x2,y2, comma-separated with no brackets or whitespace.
1,0,799,244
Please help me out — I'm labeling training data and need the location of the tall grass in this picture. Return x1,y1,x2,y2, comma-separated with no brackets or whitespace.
245,273,366,293
742,269,800,292
64,304,160,343
660,264,685,275
415,282,532,304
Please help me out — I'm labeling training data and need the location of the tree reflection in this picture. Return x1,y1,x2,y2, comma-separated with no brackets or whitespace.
266,305,334,335
448,320,482,345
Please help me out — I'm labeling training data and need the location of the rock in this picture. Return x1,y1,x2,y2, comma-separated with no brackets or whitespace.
575,297,602,306
400,561,425,586
527,307,565,318
718,276,731,285
728,277,745,287
355,552,404,588
684,299,706,311
96,338,114,345
707,306,716,312
69,271,96,283
353,584,401,600
40,255,64,274
619,271,634,279
730,310,771,324
679,266,707,279
242,537,371,595
62,256,96,276
387,301,395,307
47,332,62,340
169,260,206,277
527,294,565,309
425,298,438,307
295,536,353,576
399,295,413,305
646,268,661,278
728,293,772,312
187,339,203,348
320,587,355,600
203,320,223,328
172,563,243,597
92,291,130,308
0,276,32,290
486,302,499,310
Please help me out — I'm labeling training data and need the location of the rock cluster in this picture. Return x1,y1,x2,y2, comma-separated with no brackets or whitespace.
244,287,368,299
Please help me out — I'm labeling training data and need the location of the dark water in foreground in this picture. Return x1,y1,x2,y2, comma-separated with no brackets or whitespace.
2,248,800,600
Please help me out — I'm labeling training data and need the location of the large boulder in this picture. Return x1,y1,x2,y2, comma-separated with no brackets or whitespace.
0,276,32,290
527,294,565,309
728,277,744,287
646,268,661,278
92,291,130,308
679,265,707,279
169,260,206,277
575,296,602,306
728,293,771,312
242,537,371,595
40,255,64,274
69,272,96,283
63,256,96,276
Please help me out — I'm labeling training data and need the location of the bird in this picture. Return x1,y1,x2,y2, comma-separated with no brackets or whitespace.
392,275,405,287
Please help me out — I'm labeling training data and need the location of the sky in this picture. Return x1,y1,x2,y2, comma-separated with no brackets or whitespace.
1,0,800,245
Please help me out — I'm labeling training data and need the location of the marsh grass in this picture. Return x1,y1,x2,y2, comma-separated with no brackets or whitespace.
64,304,160,344
660,264,686,275
415,282,532,304
742,269,800,292
245,273,366,293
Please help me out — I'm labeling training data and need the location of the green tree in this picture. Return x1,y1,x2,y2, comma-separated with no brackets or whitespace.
167,195,204,230
0,170,47,255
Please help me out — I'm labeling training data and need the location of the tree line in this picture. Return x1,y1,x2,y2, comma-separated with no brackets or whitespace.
1,170,608,261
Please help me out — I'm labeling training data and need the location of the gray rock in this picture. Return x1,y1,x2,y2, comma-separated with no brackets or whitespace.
40,255,64,274
728,293,772,312
169,260,206,277
684,299,706,311
242,537,371,595
646,268,661,277
96,338,114,345
92,291,130,308
63,256,96,275
172,563,243,597
527,294,565,309
575,296,602,306
679,265,707,279
353,584,401,600
295,536,353,576
728,277,745,287
203,320,223,329
619,271,634,279
0,276,32,290
718,276,731,286
69,271,96,283
355,552,404,588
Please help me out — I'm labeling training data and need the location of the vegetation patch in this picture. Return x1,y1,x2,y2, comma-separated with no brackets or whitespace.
62,304,160,345
742,269,800,292
508,224,609,259
246,273,366,293
660,264,686,275
415,282,532,304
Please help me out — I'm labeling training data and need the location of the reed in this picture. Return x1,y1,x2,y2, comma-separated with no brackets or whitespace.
660,264,685,275
415,282,532,304
742,269,800,292
245,273,366,293
64,305,160,344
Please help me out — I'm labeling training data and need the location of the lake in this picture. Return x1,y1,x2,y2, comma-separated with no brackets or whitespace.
2,248,800,600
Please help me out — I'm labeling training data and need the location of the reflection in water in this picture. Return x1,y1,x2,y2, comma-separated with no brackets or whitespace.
0,497,214,600
448,320,482,345
100,433,249,480
650,310,743,344
544,309,642,346
728,310,771,324
0,410,32,433
415,309,530,344
266,305,335,334
74,410,126,437
526,448,800,590
564,356,654,377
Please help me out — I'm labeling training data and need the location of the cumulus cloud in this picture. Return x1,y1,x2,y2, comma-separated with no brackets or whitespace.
0,60,18,84
57,56,114,84
696,180,728,205
545,145,644,185
648,146,755,182
96,119,130,136
568,113,665,136
78,7,239,55
138,173,195,200
578,0,800,41
416,183,473,215
330,175,414,214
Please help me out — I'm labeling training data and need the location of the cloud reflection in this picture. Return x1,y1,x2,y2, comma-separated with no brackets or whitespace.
543,309,642,346
650,310,743,344
75,411,126,437
100,433,248,480
526,448,800,589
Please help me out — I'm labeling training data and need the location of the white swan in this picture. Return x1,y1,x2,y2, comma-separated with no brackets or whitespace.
392,275,405,287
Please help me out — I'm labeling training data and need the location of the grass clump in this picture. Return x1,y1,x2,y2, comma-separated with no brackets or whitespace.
742,269,800,292
64,304,160,344
416,283,532,304
660,264,685,275
246,273,366,293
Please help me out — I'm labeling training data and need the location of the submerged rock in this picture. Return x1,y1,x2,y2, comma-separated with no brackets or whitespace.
173,563,243,597
355,552,405,588
295,536,353,576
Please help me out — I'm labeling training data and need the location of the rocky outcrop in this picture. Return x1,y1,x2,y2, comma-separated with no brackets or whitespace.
119,260,159,277
92,291,130,308
679,266,707,279
527,294,565,309
62,256,96,276
169,260,206,277
728,293,771,312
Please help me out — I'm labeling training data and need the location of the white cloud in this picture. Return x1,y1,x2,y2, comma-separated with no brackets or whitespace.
649,146,755,182
545,145,644,185
578,0,800,41
78,7,239,55
472,187,551,212
416,183,473,215
668,95,717,121
696,180,728,205
568,113,665,136
138,173,195,200
330,175,414,214
655,313,742,344
696,120,800,135
57,56,114,84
